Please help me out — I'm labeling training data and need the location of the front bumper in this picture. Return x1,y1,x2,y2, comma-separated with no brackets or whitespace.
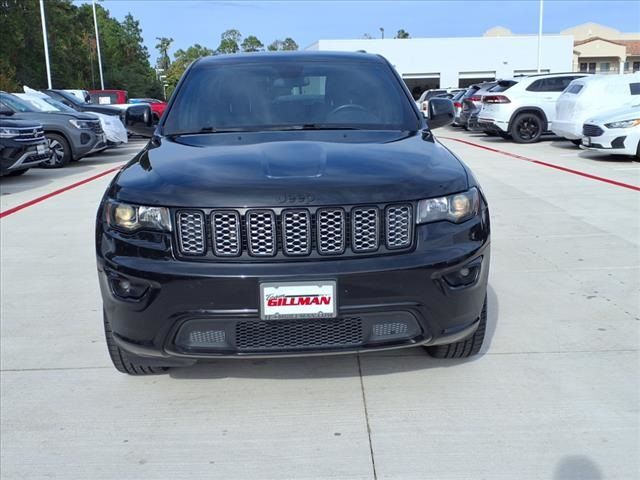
0,138,50,174
551,120,581,140
97,208,490,362
581,128,639,156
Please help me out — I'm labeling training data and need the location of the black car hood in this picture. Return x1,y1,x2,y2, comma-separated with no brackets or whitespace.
112,130,468,207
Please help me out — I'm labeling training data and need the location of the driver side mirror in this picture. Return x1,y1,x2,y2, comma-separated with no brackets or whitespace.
0,103,14,116
427,98,454,129
125,104,154,137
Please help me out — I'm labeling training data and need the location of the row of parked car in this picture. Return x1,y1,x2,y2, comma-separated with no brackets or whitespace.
419,72,640,158
0,88,166,177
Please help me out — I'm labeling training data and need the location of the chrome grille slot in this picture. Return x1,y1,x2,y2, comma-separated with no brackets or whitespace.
246,210,276,257
176,210,206,255
351,207,380,253
282,210,311,256
211,210,241,256
317,208,346,255
385,204,412,249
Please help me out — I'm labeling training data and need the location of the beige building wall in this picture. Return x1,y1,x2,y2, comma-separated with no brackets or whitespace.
561,22,640,41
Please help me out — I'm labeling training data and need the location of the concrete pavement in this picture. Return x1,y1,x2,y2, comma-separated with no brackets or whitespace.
1,131,638,479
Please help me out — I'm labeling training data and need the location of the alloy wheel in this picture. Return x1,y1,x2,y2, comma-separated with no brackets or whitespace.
44,139,65,167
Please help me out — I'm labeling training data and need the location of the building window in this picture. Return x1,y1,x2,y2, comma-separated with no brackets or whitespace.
599,62,610,72
581,62,596,73
579,63,587,72
634,62,640,72
625,62,630,72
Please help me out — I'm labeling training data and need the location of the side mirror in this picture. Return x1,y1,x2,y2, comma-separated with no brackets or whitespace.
125,104,154,137
0,103,15,116
427,97,455,129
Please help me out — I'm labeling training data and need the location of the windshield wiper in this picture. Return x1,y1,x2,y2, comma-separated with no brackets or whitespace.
264,124,364,131
169,126,250,136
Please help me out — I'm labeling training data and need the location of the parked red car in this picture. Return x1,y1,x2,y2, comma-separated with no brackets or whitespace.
129,98,167,122
89,89,128,105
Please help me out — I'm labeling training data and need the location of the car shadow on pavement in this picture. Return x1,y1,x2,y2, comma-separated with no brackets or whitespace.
169,285,499,380
554,455,604,480
577,151,637,163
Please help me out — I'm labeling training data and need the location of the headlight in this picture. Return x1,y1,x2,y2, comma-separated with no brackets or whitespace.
69,119,93,129
604,119,640,129
416,187,480,224
0,127,21,138
105,201,171,232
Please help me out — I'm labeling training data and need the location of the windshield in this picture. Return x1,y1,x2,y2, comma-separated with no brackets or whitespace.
0,93,37,112
163,59,419,135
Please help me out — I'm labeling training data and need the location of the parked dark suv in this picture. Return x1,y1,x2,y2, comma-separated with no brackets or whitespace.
96,52,491,375
0,114,50,176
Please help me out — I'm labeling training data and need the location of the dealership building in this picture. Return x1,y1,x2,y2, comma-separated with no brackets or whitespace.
307,23,640,97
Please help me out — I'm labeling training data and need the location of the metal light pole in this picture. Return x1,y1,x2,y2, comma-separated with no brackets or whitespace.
92,0,105,89
536,0,544,73
39,0,52,88
379,27,385,39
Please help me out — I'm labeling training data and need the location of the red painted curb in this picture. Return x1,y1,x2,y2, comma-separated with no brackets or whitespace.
439,136,640,193
0,165,122,219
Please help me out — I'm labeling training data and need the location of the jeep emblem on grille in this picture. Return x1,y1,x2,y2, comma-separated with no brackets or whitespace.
277,193,315,204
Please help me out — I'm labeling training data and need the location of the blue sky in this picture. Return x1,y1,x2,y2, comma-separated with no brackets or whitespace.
74,1,640,64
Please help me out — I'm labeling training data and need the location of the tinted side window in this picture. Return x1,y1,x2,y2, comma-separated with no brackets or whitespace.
630,83,640,95
526,79,545,92
566,84,583,94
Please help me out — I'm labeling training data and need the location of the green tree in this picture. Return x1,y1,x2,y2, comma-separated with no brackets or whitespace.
241,35,264,52
0,0,160,96
155,36,173,70
267,38,298,51
165,44,214,96
282,38,299,51
395,29,410,39
216,29,241,54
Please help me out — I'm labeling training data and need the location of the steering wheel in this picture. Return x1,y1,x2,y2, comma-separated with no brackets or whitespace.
329,104,367,116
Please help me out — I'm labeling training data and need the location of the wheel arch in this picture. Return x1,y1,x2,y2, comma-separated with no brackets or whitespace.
43,128,76,160
508,107,549,133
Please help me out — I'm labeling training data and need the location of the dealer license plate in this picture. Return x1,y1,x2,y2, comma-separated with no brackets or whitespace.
260,281,337,320
36,144,46,155
583,137,591,147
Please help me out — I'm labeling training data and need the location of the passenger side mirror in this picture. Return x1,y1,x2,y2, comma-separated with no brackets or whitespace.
0,103,14,116
427,98,455,129
125,104,155,137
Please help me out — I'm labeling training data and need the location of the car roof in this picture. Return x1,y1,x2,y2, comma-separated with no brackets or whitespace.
193,50,387,68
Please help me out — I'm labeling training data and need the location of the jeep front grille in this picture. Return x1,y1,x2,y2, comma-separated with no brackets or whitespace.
211,211,241,256
176,211,206,255
175,204,414,259
385,205,413,249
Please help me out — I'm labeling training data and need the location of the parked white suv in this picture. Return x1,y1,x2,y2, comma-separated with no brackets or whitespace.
553,73,640,142
477,73,589,143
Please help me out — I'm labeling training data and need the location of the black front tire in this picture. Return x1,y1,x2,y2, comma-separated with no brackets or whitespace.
42,133,71,168
570,139,582,146
104,313,169,375
510,113,543,144
425,298,487,359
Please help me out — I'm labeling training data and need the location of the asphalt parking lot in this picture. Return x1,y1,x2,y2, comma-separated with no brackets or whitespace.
1,130,638,479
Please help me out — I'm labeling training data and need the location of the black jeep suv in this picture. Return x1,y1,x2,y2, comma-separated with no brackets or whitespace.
96,52,491,375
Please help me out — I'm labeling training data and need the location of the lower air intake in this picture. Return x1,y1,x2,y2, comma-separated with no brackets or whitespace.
236,318,363,351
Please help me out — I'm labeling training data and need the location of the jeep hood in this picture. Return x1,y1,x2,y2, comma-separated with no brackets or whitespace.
112,130,468,207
